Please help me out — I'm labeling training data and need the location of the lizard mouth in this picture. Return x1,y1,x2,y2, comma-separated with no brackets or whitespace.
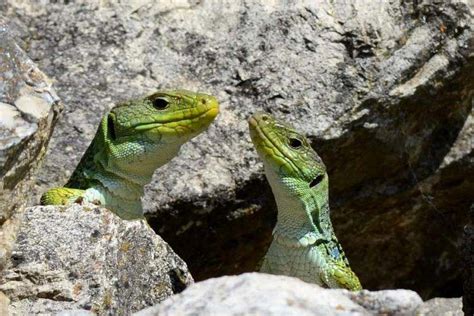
133,106,219,132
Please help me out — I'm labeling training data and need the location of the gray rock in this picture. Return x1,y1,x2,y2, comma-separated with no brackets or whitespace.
2,0,473,297
0,204,193,315
134,273,422,316
0,17,62,272
56,310,96,316
417,297,463,316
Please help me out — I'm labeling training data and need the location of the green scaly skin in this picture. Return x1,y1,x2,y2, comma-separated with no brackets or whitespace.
41,90,219,220
249,113,361,291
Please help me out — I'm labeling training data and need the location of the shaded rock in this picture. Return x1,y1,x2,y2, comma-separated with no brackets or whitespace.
134,273,422,316
0,204,193,315
417,297,462,315
463,204,474,315
2,0,473,298
0,17,62,271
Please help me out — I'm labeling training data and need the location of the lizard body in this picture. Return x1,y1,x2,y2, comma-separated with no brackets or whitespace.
41,90,219,220
248,113,361,290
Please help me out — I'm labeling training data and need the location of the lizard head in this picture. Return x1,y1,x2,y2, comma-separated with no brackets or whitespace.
248,112,327,199
108,90,219,142
101,90,219,176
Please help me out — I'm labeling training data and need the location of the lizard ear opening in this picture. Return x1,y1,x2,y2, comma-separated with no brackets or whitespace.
107,114,116,140
309,174,324,188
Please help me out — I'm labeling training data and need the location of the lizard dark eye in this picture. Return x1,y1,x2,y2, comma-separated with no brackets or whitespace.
152,98,169,110
289,138,302,148
309,174,324,188
107,114,116,140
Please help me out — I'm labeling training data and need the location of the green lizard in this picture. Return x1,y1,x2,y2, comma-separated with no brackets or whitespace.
41,90,219,220
248,112,362,290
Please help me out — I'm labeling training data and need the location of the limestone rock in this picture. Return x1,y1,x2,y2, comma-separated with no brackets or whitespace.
0,204,193,315
134,273,422,316
417,297,462,316
2,0,473,298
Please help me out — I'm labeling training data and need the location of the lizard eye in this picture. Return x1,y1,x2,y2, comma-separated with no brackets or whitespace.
289,138,302,149
152,98,169,110
107,114,116,140
309,174,324,188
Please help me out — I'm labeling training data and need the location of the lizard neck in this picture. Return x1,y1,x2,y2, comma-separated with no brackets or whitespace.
262,168,362,290
67,118,182,218
265,168,332,244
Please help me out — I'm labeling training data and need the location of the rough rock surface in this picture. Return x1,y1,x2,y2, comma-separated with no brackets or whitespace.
417,297,462,316
463,204,474,315
134,273,422,316
0,17,62,270
0,204,193,315
2,0,473,298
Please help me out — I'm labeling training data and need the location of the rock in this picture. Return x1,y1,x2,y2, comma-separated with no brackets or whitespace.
463,204,474,315
0,17,62,270
417,297,463,316
134,273,422,316
0,204,193,315
56,310,96,316
0,291,9,316
2,0,473,298
0,17,61,218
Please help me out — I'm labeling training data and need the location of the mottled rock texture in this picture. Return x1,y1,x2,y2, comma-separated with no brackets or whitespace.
417,297,462,316
135,273,422,316
2,0,473,299
0,19,62,316
0,18,62,267
0,204,193,315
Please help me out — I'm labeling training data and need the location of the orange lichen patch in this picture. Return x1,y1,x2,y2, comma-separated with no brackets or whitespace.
439,23,446,33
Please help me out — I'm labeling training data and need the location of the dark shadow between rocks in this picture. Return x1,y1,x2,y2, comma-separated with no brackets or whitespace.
312,57,473,299
147,175,277,281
